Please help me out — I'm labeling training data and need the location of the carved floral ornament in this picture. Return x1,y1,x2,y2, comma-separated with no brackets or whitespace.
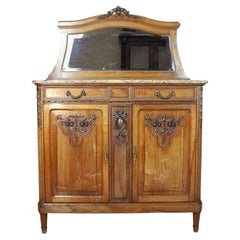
56,114,96,148
113,109,128,146
98,6,139,19
144,114,184,149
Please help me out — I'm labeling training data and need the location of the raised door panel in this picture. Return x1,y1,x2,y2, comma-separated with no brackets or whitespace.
44,104,108,203
132,104,196,202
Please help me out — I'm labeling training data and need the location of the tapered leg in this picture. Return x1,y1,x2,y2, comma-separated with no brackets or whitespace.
193,212,200,232
40,213,47,233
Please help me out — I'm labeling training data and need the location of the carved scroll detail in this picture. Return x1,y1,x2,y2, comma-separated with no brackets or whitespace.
113,109,128,146
144,114,184,149
56,114,96,148
98,6,139,19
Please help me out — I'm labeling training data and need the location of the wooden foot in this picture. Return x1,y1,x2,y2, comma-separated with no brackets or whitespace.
40,213,47,233
193,212,200,232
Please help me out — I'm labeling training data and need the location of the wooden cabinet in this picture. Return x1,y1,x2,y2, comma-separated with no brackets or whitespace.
33,7,207,233
35,83,205,233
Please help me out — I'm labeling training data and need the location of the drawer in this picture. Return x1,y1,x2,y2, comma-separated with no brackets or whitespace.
110,87,130,99
44,87,108,100
133,87,196,101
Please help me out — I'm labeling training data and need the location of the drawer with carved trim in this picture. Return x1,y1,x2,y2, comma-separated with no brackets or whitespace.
133,86,196,101
43,87,108,102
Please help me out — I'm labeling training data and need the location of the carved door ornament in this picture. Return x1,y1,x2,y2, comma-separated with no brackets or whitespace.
144,114,184,149
56,114,96,148
113,109,128,146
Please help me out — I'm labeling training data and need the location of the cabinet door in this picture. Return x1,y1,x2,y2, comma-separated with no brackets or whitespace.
44,104,108,203
132,104,197,202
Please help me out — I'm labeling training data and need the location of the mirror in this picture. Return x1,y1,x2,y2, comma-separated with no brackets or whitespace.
63,28,174,71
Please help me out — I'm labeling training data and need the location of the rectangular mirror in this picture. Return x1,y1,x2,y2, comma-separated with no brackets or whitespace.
63,28,174,71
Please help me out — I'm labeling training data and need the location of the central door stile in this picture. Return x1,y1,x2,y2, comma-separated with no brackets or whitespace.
109,104,132,202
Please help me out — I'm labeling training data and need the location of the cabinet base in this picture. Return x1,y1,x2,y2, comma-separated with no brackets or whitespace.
39,201,202,233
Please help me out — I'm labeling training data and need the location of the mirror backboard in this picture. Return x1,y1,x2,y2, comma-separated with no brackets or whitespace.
48,6,187,80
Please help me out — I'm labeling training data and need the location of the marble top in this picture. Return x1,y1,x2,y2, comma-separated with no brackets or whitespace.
33,79,207,85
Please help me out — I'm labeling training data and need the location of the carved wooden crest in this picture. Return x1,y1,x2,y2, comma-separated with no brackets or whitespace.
98,6,139,19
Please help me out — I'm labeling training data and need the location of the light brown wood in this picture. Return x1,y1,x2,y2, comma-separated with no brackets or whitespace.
47,7,186,80
33,6,207,233
39,202,202,213
43,104,109,203
132,104,196,202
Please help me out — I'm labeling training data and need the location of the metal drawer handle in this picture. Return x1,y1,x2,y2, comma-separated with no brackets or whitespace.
155,90,175,99
66,90,87,99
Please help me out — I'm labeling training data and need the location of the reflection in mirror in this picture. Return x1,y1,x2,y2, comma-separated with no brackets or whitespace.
63,28,174,71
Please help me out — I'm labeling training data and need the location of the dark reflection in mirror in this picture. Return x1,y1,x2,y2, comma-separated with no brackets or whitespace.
63,28,174,71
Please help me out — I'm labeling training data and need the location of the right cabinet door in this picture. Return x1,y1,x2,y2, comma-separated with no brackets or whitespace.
132,104,197,202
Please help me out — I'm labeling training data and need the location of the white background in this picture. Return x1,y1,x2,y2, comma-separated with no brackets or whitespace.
0,0,239,239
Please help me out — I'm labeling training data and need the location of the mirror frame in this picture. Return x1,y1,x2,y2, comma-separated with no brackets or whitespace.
48,6,188,80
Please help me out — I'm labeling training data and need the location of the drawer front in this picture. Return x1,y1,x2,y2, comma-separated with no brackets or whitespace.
110,87,130,99
133,87,196,101
44,87,108,101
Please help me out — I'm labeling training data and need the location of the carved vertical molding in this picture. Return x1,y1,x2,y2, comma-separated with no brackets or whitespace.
36,86,42,126
144,114,184,149
111,106,131,201
200,86,203,129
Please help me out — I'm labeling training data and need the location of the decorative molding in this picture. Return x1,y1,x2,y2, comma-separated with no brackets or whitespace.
113,109,128,146
200,86,203,128
56,114,96,148
144,114,184,149
36,86,41,125
98,6,139,19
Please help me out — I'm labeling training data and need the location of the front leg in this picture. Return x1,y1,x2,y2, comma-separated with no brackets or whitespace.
193,212,200,232
40,213,47,233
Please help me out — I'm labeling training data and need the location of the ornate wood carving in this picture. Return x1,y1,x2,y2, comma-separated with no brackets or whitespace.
144,114,184,149
56,114,96,148
36,86,41,126
98,6,139,19
113,109,128,146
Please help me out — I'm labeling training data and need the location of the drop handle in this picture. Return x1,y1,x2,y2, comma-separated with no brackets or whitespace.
66,89,87,99
133,147,137,165
155,90,175,99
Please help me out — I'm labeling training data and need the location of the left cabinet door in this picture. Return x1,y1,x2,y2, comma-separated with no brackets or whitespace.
43,103,109,203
